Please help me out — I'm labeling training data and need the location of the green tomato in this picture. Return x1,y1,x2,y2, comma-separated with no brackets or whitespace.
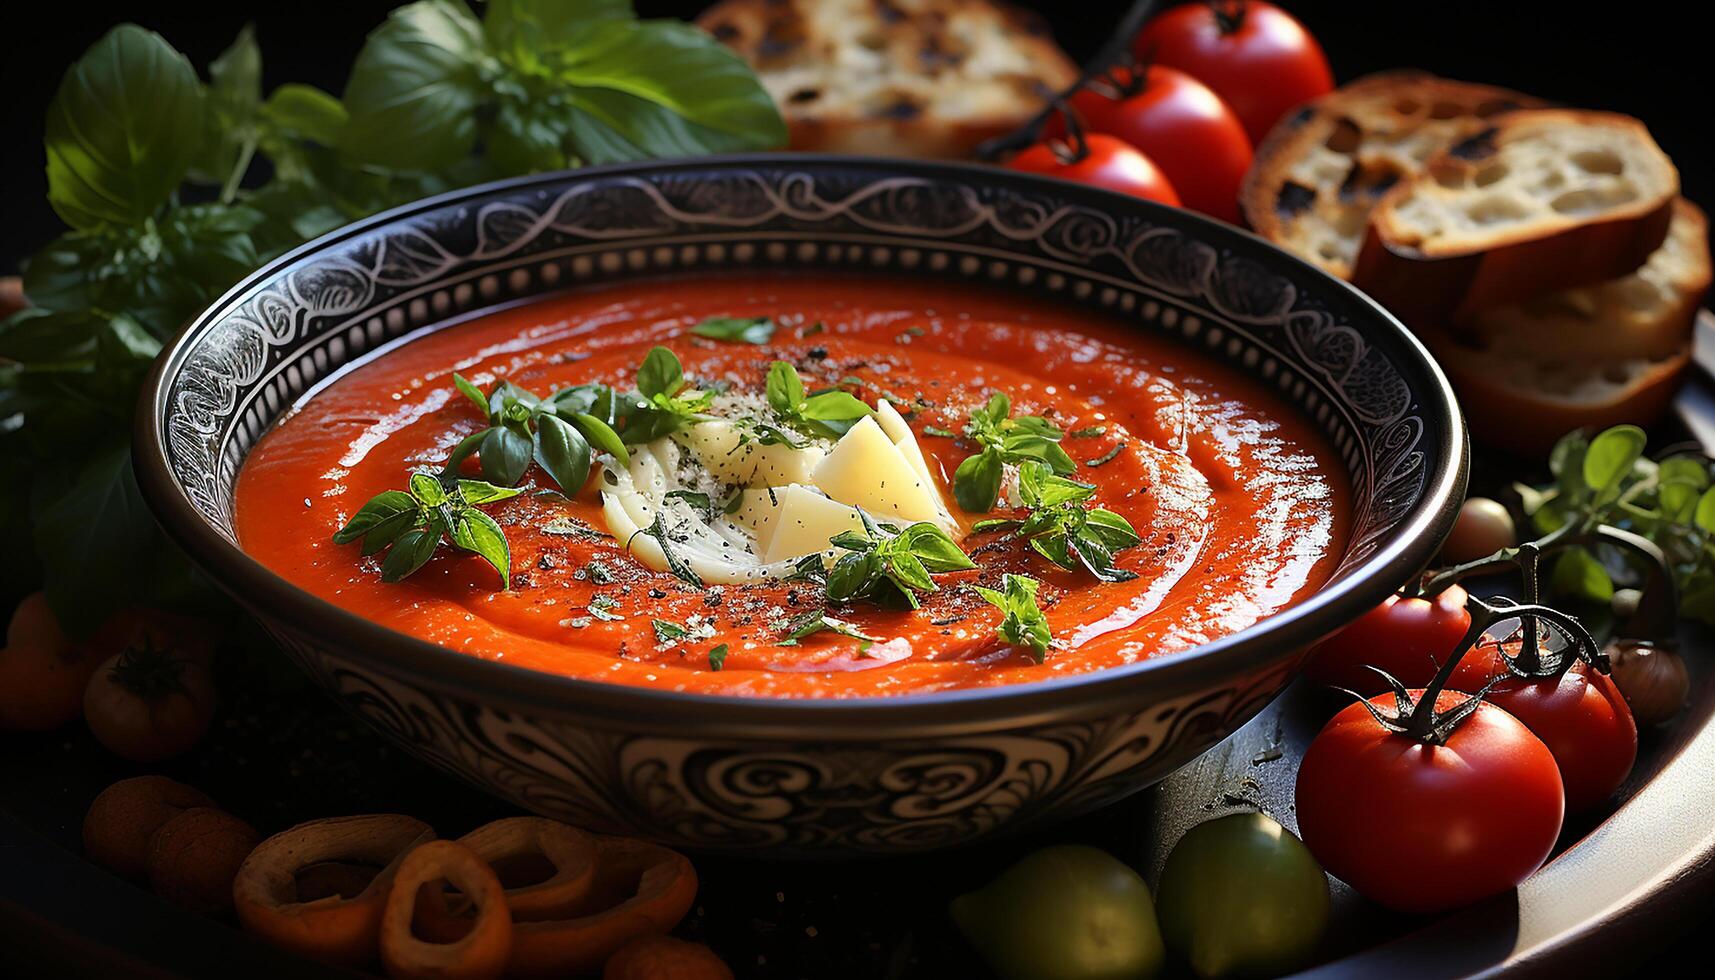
950,844,1164,980
1156,812,1329,979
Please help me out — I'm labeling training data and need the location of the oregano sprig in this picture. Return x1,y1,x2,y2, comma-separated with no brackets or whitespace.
971,573,1053,663
953,392,1076,512
333,472,521,588
974,463,1140,582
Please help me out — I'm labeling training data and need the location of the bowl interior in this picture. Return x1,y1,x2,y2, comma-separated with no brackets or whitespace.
140,155,1465,724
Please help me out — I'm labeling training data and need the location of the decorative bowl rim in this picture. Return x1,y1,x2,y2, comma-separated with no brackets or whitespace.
134,153,1468,737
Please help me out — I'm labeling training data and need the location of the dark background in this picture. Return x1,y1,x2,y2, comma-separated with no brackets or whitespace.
1,1,1710,271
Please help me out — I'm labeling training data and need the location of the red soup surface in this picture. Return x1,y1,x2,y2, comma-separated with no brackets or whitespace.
235,275,1348,698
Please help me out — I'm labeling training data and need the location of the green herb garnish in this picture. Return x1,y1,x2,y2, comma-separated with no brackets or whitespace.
923,426,956,438
333,473,520,588
652,618,690,645
973,464,1140,582
615,346,715,444
764,360,873,440
1069,426,1107,438
708,643,729,671
1086,443,1125,467
446,373,628,491
971,573,1053,664
822,515,975,609
953,392,1076,512
588,594,624,621
626,511,703,589
778,609,881,646
690,316,776,345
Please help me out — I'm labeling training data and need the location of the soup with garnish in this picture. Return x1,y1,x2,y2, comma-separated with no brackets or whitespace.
235,275,1347,698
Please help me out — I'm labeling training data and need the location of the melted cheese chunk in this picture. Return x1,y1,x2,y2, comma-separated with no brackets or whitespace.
812,415,949,527
874,400,954,523
673,420,824,486
754,484,867,564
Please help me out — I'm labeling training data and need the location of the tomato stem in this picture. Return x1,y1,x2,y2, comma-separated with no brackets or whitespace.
1208,0,1250,36
107,634,192,703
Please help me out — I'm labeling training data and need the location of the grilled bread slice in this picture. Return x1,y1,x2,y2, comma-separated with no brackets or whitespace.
696,0,1079,159
1424,200,1709,454
1239,71,1543,278
1352,110,1680,323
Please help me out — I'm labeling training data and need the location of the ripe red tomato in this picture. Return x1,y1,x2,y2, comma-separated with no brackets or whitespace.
1066,66,1251,223
1006,134,1182,207
1305,584,1471,694
1450,639,1639,813
1134,1,1334,145
1296,690,1564,913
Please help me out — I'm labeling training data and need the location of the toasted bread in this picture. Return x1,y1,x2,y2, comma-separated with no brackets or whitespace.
1455,199,1710,363
1352,110,1680,323
1240,71,1543,277
696,0,1079,159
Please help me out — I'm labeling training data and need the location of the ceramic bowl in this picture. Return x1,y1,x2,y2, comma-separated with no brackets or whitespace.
136,156,1466,856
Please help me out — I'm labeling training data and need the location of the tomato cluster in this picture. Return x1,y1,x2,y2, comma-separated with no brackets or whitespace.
1006,2,1331,221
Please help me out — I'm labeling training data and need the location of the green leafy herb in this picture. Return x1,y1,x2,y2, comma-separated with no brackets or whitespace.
333,474,522,588
691,316,776,345
615,346,715,444
652,618,690,645
708,642,729,670
973,464,1140,582
822,515,974,610
971,574,1053,664
1086,442,1125,467
1068,425,1107,438
778,609,881,646
953,392,1076,512
588,594,624,621
626,512,703,589
923,426,956,438
763,360,873,439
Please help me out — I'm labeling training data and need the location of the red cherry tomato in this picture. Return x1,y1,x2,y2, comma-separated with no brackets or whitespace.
1006,134,1182,207
1134,1,1334,145
1305,584,1471,694
1065,65,1251,223
1296,690,1564,913
1450,639,1639,813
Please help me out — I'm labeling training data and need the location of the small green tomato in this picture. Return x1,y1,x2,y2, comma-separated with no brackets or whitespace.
951,844,1165,980
1156,812,1329,978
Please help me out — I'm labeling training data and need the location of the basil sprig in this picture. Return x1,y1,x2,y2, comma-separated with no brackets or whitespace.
953,393,1077,512
690,316,776,345
446,373,627,491
616,346,716,444
778,609,880,647
823,515,976,610
764,361,873,440
974,464,1141,582
972,573,1053,663
333,473,521,588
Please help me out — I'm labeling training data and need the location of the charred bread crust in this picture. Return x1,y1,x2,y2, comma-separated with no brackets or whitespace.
697,0,1078,159
1353,110,1680,323
1239,71,1544,276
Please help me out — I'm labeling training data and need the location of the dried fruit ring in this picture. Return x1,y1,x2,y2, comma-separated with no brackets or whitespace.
234,814,435,967
416,816,599,942
509,836,698,979
380,840,512,980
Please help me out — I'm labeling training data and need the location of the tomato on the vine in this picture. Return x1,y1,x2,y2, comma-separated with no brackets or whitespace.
1450,638,1638,813
1006,134,1182,207
1296,689,1563,913
1134,1,1334,145
1064,65,1251,223
1305,584,1472,694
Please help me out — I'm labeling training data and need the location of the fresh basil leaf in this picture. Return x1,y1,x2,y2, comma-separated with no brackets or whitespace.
897,522,975,572
570,412,628,464
691,316,776,345
456,479,522,507
885,552,936,593
262,83,347,146
1549,429,1588,486
450,507,512,588
1084,509,1141,549
341,0,486,171
534,413,592,492
453,373,492,417
193,24,264,190
800,390,872,422
972,574,1052,664
1070,527,1138,582
652,618,690,644
778,609,879,646
1660,480,1700,525
1551,545,1614,603
480,424,534,487
334,489,419,544
552,383,617,422
983,392,1011,424
1583,425,1646,501
637,346,684,399
765,360,805,415
45,25,206,229
708,643,729,671
1696,486,1715,535
555,20,786,164
825,552,879,602
954,449,1004,513
380,527,443,582
409,471,448,506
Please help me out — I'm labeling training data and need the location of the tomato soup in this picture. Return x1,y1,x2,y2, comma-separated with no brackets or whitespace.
235,275,1347,698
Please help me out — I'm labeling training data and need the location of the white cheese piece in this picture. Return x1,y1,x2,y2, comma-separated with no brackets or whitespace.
673,420,825,487
812,415,946,527
874,400,954,522
756,484,867,564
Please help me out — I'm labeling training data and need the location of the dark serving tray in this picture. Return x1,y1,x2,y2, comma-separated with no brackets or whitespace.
6,317,1715,979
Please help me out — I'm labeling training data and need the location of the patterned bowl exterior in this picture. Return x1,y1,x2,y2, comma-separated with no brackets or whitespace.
137,157,1466,856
